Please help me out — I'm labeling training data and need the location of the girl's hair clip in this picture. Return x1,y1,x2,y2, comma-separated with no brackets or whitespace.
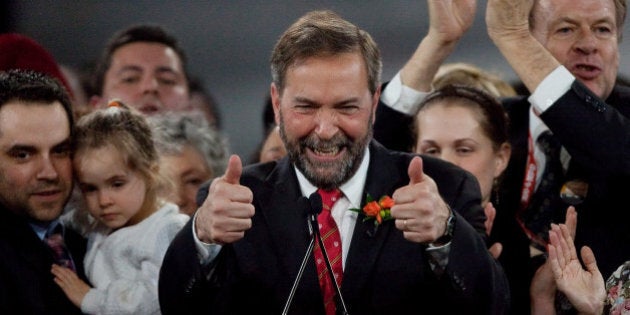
107,99,125,108
107,100,128,109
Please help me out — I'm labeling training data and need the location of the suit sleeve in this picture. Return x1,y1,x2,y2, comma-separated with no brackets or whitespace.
373,82,416,152
159,219,216,315
446,169,510,314
446,212,511,315
541,81,630,176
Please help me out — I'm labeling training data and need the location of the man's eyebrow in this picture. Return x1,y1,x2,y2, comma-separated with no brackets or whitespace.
293,96,319,105
334,98,360,106
6,144,37,153
116,65,143,74
292,97,359,106
155,66,180,75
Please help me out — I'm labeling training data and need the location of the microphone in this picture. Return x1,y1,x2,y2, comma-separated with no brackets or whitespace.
307,191,322,236
282,195,318,315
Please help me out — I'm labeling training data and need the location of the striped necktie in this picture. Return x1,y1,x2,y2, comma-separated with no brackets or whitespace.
313,188,343,315
44,225,76,271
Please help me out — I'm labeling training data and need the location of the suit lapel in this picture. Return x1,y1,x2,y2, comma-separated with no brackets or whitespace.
341,142,407,301
256,159,321,297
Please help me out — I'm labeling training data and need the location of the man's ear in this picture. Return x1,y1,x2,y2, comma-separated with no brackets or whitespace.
371,85,381,124
270,83,281,126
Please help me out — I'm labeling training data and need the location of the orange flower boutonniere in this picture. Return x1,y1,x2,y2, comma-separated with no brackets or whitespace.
350,194,395,226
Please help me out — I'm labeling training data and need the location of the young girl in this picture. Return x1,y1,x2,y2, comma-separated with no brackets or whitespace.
51,101,189,314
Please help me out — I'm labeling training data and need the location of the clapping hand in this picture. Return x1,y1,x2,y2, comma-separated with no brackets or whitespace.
427,0,477,44
548,210,605,315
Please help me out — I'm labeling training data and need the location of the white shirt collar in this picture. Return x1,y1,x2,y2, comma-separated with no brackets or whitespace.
294,146,370,209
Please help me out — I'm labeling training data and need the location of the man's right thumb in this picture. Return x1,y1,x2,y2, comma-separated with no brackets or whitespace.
224,154,243,184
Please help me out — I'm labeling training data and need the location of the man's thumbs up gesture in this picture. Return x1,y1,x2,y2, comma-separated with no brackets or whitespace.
195,154,255,244
391,156,452,244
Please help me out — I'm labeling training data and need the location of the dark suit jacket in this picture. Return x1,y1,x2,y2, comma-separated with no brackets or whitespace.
501,81,630,280
0,205,88,315
159,141,509,314
373,81,630,314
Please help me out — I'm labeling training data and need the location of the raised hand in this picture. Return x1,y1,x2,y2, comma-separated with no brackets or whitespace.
401,0,477,91
390,156,451,244
51,264,90,308
529,206,578,313
195,154,255,244
485,0,559,92
427,0,477,44
530,206,605,315
485,0,533,42
548,219,605,315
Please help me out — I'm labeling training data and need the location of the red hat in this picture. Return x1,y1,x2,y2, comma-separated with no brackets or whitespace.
0,33,73,98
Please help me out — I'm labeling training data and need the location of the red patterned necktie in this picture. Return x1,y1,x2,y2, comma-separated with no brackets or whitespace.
45,227,76,271
313,188,343,315
518,130,565,251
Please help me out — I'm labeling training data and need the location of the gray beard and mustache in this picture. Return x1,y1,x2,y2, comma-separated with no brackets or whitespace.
278,113,372,190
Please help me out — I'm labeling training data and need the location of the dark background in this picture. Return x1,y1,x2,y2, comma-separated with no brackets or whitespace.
4,1,630,159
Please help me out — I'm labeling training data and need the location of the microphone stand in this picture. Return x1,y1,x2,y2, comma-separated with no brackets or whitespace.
282,193,349,315
282,237,315,315
311,216,349,315
282,197,318,315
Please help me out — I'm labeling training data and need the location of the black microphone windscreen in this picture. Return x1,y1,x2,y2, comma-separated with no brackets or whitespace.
297,196,311,217
309,192,323,215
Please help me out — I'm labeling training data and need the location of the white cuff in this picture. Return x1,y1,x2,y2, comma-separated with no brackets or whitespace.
528,66,574,114
381,72,430,115
192,211,222,264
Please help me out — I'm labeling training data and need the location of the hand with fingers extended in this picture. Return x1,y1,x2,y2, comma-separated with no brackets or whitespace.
51,264,90,308
401,0,477,92
529,206,605,314
548,219,605,315
485,0,533,43
195,155,255,245
427,0,477,44
390,156,451,244
530,207,577,311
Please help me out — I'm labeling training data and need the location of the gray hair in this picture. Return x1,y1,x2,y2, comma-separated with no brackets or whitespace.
149,111,229,178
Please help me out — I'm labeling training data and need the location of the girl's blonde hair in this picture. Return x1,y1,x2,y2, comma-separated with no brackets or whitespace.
73,100,168,219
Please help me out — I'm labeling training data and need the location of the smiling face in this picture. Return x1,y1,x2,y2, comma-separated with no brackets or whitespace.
0,101,73,222
75,145,152,229
415,101,510,205
271,52,379,190
100,42,189,115
532,0,620,98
